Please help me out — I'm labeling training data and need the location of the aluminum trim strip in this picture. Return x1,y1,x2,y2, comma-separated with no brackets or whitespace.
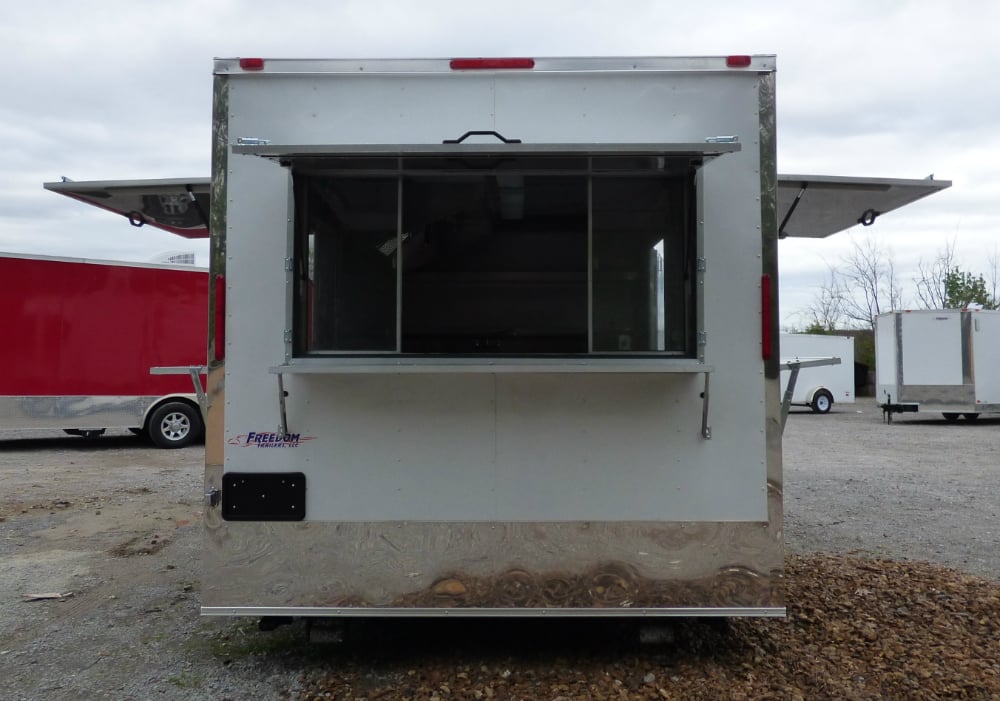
214,56,777,76
201,606,786,618
0,395,163,429
44,177,211,193
268,359,713,374
233,143,741,158
0,250,206,273
962,311,973,384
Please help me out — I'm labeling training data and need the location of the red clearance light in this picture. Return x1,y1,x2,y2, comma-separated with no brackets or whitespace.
239,58,265,71
450,58,535,70
214,275,226,362
761,274,773,361
726,55,752,68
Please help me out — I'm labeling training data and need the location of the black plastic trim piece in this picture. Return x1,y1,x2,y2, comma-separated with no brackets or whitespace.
222,472,306,521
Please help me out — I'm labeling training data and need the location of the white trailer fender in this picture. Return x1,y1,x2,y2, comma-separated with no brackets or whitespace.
801,385,828,404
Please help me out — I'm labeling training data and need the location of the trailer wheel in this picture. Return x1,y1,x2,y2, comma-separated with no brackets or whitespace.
148,401,202,449
810,390,834,414
943,413,961,422
963,413,980,421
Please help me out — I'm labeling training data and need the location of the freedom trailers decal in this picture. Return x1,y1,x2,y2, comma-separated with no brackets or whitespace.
227,432,316,448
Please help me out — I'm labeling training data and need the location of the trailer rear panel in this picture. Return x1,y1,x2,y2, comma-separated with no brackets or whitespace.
877,309,1000,417
204,56,782,617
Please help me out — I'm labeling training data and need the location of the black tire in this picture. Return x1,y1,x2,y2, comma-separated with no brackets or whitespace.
147,401,203,449
963,413,980,421
810,389,834,414
943,413,961,422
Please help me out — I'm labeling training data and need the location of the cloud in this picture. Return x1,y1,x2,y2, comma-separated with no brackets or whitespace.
1,0,996,323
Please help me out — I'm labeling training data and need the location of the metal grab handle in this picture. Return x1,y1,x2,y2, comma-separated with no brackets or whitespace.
442,130,522,144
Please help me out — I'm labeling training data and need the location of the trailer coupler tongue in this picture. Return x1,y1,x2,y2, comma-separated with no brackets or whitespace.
879,395,918,424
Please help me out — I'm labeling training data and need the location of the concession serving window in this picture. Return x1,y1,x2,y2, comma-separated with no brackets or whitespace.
235,143,739,367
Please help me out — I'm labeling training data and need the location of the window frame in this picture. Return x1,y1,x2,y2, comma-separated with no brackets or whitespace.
236,143,739,372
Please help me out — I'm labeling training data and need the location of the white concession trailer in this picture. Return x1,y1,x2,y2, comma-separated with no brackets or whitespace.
876,309,1000,421
45,56,950,619
208,55,787,618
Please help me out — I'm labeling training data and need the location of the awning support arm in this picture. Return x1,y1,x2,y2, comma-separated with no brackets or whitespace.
778,182,808,239
186,184,210,229
701,372,711,439
277,373,288,436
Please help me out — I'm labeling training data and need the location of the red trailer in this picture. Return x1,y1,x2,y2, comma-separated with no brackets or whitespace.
0,252,208,448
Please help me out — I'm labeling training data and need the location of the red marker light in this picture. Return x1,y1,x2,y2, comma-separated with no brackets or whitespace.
214,275,226,362
726,55,752,68
761,274,773,361
450,58,535,70
239,58,265,71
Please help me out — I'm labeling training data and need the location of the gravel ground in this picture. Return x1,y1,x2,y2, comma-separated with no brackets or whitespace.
783,403,1000,580
1,403,998,700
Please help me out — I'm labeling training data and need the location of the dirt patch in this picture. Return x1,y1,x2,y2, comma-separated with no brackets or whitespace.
108,531,174,558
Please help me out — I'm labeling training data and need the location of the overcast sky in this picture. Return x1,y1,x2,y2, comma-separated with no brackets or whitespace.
1,0,996,327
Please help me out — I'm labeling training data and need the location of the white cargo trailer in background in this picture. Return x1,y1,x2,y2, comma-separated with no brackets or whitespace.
876,309,1000,421
780,334,855,413
45,55,950,620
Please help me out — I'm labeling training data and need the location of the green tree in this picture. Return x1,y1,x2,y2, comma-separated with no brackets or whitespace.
944,268,998,309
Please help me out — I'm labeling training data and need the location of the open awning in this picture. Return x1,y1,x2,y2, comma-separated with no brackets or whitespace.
44,178,211,239
45,171,950,242
777,174,951,239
